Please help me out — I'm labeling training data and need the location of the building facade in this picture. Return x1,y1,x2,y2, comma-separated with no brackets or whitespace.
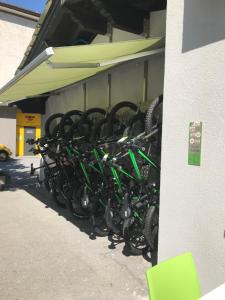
0,2,38,88
0,2,39,155
0,0,224,295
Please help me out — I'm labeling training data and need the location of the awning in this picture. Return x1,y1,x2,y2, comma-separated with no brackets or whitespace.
0,38,164,103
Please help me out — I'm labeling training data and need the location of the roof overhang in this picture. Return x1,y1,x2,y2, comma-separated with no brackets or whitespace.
0,1,40,21
17,0,167,71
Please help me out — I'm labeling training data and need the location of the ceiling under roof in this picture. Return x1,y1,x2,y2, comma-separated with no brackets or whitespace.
18,0,166,71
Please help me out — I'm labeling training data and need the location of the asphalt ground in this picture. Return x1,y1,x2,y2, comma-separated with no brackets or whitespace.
0,157,151,300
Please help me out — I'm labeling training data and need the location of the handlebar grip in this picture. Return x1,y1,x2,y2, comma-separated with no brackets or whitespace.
33,149,40,155
29,148,40,155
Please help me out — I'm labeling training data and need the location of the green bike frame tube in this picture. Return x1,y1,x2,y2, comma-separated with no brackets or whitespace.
111,167,122,193
70,146,80,156
138,149,158,168
88,163,101,174
120,167,136,180
128,149,141,180
133,210,144,223
66,146,73,158
89,163,101,174
80,161,91,185
93,148,103,174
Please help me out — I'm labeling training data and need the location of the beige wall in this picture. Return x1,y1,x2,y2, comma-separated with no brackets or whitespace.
0,107,17,155
112,28,143,42
0,118,16,155
86,74,108,109
0,11,36,89
110,60,144,106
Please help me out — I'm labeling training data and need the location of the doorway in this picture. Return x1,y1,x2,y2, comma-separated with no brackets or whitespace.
24,127,35,156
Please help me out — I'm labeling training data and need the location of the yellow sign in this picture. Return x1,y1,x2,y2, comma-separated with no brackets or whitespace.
16,112,41,127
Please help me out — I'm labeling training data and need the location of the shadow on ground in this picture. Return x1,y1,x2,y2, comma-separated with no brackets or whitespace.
0,158,93,237
0,157,156,265
27,185,94,237
0,158,35,189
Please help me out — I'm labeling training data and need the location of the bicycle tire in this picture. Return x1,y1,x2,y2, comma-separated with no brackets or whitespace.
123,111,145,137
110,101,138,117
67,120,81,139
91,214,109,237
82,107,106,119
123,218,147,256
67,185,90,219
107,101,138,136
51,124,61,138
144,205,159,251
78,107,107,138
91,117,105,140
45,113,64,137
59,110,83,137
105,198,122,235
145,95,163,134
77,118,93,140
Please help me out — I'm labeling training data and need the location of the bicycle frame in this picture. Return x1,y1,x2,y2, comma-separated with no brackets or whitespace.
105,144,159,223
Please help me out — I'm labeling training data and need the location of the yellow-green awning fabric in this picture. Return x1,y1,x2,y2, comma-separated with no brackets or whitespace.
0,38,162,102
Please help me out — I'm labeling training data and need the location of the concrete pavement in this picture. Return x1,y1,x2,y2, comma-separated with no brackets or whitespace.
0,158,150,300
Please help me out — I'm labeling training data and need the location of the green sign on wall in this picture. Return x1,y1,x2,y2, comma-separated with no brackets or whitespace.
188,122,202,166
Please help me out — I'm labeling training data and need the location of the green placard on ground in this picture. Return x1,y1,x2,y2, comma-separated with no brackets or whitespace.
188,122,202,166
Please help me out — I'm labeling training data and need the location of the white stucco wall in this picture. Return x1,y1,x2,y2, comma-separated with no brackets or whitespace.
0,117,16,156
159,0,225,294
43,84,85,128
0,12,36,88
110,60,144,106
86,74,108,109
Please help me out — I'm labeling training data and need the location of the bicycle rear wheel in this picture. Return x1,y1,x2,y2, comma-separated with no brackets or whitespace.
145,95,163,134
45,113,64,138
59,110,83,138
107,101,138,137
144,205,159,251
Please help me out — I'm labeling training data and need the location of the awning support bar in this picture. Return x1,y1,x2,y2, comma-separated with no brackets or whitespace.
47,48,164,69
